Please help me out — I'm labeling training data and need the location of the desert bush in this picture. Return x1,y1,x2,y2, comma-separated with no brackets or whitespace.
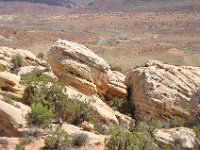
29,102,51,128
72,133,88,147
15,144,25,150
194,126,200,139
11,54,23,68
37,52,45,60
66,100,91,125
22,73,68,121
3,95,13,104
44,126,71,150
110,65,122,72
107,97,125,111
106,128,159,150
169,117,185,128
0,64,6,72
21,73,50,86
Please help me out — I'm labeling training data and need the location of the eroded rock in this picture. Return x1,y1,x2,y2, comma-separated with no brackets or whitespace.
125,60,200,122
48,39,127,100
154,127,200,150
0,99,29,137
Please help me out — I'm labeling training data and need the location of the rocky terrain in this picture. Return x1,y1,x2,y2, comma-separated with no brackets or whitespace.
0,40,200,150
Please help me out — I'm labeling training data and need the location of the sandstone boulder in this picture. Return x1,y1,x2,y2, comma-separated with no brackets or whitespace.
154,127,200,150
48,39,127,100
125,60,200,122
0,100,29,137
0,72,24,99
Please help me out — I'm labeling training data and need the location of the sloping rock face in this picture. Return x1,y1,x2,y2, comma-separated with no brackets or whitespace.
0,72,24,99
154,127,200,150
66,86,132,126
48,39,127,100
125,60,200,122
0,99,29,137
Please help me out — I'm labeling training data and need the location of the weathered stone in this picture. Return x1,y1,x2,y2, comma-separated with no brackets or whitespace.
48,39,127,100
154,127,200,150
125,60,200,121
0,100,29,137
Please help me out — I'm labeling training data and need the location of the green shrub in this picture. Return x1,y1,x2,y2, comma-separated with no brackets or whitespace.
29,103,51,128
110,65,122,72
15,144,25,150
0,64,6,72
44,126,71,150
21,73,50,86
22,74,68,121
66,100,91,125
107,97,125,111
170,117,185,128
11,54,23,68
3,95,13,104
72,133,88,147
106,129,159,150
194,126,200,139
37,52,45,60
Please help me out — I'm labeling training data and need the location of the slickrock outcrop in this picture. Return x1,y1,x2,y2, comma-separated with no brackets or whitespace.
48,39,127,100
154,127,200,150
0,99,29,137
0,72,24,99
125,60,200,121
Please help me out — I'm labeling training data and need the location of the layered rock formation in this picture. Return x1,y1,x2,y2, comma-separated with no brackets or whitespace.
48,39,127,100
0,98,29,137
154,127,200,149
0,72,24,99
125,60,200,122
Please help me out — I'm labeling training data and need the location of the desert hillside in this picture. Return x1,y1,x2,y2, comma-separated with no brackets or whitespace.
0,40,200,150
0,0,200,150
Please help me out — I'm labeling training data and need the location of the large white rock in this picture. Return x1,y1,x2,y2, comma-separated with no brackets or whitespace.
154,127,200,150
48,39,127,100
0,99,29,137
125,60,200,121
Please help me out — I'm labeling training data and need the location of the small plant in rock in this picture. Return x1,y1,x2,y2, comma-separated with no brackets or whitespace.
37,52,45,60
107,97,125,111
44,126,71,150
72,133,88,147
3,95,13,104
11,54,23,68
29,102,51,128
15,144,25,150
110,65,122,72
194,126,200,139
170,116,186,128
0,64,6,72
